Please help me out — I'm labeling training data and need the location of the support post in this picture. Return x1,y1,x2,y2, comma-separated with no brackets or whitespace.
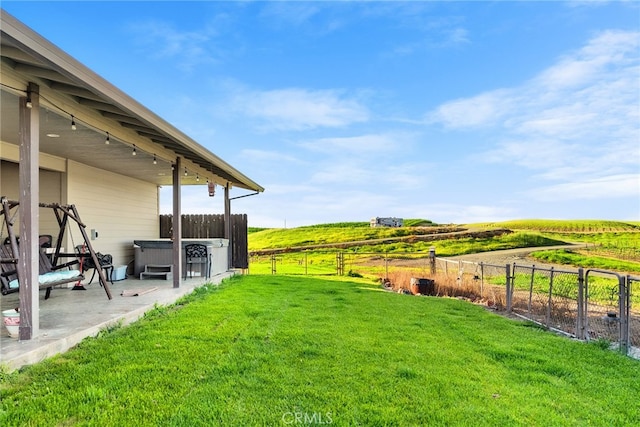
224,184,231,270
18,83,40,340
172,157,182,287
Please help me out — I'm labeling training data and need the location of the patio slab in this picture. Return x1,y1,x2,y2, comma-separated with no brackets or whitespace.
0,272,233,372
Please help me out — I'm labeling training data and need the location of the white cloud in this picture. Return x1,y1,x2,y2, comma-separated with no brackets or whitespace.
299,133,408,155
425,90,513,128
259,2,321,27
398,202,519,225
527,174,640,202
229,88,370,131
127,20,217,70
427,30,639,131
241,149,302,164
428,29,640,205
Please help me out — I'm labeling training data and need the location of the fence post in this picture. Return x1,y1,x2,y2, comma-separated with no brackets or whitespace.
429,247,436,275
505,263,512,313
336,252,344,276
271,254,276,275
385,251,389,280
528,265,535,313
576,268,585,340
546,268,554,327
481,263,485,297
619,275,629,355
305,251,308,275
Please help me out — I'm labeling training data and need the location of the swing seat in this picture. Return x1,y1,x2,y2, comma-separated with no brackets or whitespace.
0,245,84,299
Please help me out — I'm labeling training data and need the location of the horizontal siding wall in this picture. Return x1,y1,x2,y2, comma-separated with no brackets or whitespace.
66,160,159,269
0,160,63,241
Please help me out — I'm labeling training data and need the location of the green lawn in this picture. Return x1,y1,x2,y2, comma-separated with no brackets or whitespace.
1,275,639,426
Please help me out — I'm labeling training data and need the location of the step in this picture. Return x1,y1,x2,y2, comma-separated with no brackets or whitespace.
139,271,173,281
143,265,172,273
140,265,173,280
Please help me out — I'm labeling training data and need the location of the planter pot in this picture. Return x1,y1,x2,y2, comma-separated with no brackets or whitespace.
410,278,435,296
2,308,20,338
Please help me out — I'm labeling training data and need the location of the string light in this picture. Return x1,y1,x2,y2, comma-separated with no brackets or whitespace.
0,83,219,187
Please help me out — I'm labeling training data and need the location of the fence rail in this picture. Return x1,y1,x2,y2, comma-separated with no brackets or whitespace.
250,249,639,357
160,214,249,269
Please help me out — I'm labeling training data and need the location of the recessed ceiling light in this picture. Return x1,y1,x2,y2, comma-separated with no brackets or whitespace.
46,133,60,138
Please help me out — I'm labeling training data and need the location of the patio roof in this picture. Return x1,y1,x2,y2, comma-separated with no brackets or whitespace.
0,10,264,192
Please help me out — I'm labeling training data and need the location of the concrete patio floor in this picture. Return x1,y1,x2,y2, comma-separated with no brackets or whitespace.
0,272,234,372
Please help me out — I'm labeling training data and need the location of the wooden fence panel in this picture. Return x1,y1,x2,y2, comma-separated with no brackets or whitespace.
160,214,248,269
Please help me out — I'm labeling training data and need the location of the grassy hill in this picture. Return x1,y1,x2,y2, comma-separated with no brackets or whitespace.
248,219,447,251
248,219,640,271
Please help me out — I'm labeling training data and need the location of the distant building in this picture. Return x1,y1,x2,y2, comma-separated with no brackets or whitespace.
370,217,403,228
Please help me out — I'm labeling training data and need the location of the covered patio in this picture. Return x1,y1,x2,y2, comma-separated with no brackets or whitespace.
0,9,263,346
1,272,233,371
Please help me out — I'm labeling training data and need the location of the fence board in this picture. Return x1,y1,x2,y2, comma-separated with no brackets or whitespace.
160,214,248,269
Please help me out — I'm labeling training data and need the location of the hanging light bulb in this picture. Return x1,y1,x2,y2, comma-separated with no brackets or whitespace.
25,93,33,109
71,115,76,130
184,167,188,177
132,144,137,156
196,174,200,182
171,163,175,171
153,154,157,165
105,132,110,144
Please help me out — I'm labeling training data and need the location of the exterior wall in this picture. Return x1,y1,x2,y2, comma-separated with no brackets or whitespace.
65,160,159,269
0,160,63,240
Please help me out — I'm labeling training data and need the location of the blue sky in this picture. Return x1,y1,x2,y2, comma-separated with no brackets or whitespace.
4,1,639,227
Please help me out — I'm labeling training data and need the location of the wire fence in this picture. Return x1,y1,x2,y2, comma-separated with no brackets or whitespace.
250,250,639,357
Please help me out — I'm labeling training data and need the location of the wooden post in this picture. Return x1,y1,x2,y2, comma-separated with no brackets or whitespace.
429,246,436,275
224,183,231,270
18,83,40,340
172,157,182,287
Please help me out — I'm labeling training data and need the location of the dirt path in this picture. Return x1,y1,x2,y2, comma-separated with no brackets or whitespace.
447,244,588,271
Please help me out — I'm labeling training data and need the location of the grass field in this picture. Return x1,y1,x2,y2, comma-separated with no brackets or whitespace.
470,219,640,233
1,275,639,426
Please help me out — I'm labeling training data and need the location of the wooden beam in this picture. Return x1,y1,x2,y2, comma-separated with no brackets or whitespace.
18,82,40,340
172,157,182,287
224,184,231,270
